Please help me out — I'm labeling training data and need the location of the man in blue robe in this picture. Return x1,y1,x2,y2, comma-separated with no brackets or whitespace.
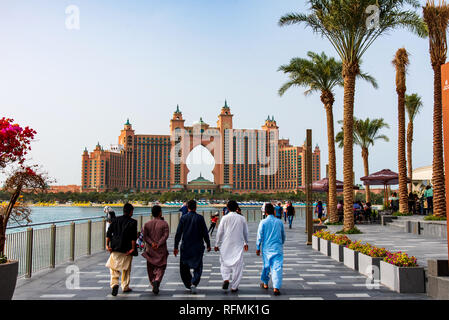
174,200,211,294
256,203,285,296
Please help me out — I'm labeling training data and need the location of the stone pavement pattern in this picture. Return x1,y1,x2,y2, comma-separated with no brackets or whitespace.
13,219,430,300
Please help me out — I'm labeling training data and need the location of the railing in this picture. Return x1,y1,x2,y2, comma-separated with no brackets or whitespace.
5,207,306,278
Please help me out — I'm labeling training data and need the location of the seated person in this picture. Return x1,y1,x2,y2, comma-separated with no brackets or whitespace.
363,202,372,222
389,192,399,212
353,201,363,222
337,200,344,223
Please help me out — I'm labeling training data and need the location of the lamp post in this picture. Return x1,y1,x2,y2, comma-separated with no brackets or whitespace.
305,129,313,245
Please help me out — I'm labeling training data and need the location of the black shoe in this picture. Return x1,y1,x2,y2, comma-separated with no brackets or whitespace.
111,285,119,297
231,288,238,293
222,280,230,290
274,289,281,296
153,281,160,295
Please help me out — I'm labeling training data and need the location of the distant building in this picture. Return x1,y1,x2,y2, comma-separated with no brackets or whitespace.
81,102,320,193
48,185,81,193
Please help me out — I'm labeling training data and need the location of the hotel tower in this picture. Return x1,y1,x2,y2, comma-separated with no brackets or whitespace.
81,102,320,193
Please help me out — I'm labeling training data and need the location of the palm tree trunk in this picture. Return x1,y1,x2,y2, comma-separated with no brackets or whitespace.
362,147,370,203
342,63,358,231
324,102,338,223
432,65,446,217
398,87,409,214
407,121,414,193
394,48,409,214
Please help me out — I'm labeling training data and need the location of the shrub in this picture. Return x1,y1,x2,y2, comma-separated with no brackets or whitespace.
0,254,7,264
325,221,343,225
312,230,329,238
332,235,352,246
424,215,447,221
347,240,366,252
336,227,362,234
384,252,418,267
361,244,389,258
392,212,413,217
321,232,336,241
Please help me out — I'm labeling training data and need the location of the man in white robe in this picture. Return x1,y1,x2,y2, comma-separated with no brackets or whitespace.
214,200,249,293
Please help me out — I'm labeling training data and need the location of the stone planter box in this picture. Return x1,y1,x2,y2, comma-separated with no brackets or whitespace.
312,235,320,251
319,239,331,256
380,260,425,293
0,260,19,300
358,253,383,279
330,242,344,262
343,247,358,271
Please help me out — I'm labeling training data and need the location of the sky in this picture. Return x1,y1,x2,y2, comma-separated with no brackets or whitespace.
0,0,435,186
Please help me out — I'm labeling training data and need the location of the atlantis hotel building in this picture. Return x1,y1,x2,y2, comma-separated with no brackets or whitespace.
81,102,321,193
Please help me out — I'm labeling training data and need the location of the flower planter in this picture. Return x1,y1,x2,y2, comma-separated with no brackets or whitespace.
312,236,320,251
0,260,19,300
330,243,344,262
358,253,383,279
343,247,358,271
380,260,425,293
319,239,331,256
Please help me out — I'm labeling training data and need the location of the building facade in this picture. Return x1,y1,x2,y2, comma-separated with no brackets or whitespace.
81,102,320,193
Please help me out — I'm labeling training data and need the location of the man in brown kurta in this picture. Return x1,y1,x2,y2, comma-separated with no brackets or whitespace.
142,205,169,295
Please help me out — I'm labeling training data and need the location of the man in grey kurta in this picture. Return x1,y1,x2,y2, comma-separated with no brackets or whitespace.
142,205,169,295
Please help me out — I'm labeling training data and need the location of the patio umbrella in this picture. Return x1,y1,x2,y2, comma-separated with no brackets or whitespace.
360,169,410,207
299,177,359,192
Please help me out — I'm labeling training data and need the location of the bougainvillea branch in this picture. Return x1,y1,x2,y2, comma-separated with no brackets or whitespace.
0,117,36,168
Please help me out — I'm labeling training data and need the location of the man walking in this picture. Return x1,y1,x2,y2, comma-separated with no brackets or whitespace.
174,200,211,294
256,203,285,296
286,201,295,229
214,200,249,293
106,203,137,296
142,205,169,295
275,202,283,219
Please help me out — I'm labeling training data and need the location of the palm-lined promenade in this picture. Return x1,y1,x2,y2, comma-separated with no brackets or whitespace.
12,219,434,300
3,0,449,305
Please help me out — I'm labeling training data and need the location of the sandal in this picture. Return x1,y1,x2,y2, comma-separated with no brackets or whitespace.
260,283,268,290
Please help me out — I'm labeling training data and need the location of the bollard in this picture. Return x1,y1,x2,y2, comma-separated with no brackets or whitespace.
50,224,56,268
87,220,92,256
25,228,33,278
70,222,75,261
140,215,143,231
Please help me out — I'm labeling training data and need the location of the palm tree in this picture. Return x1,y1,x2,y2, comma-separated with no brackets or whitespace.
392,48,410,214
336,118,390,203
278,51,377,223
405,93,423,192
423,1,449,218
279,0,426,231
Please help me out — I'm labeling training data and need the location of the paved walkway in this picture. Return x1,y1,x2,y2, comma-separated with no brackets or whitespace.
327,224,448,268
13,220,430,300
